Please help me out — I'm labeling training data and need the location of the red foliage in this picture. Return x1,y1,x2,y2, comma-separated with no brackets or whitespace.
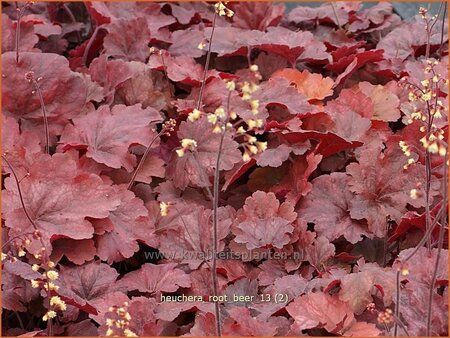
286,292,355,334
60,104,162,170
1,1,448,337
232,191,297,250
166,115,241,189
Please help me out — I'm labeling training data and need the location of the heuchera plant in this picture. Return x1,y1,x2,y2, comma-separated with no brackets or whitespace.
1,1,448,337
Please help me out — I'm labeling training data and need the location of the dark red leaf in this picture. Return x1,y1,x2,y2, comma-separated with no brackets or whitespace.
2,52,91,140
159,205,233,268
119,263,191,294
232,191,297,250
389,202,444,243
166,116,241,189
60,104,162,171
56,261,120,316
103,17,150,62
347,136,437,237
3,153,120,255
377,18,447,60
298,173,369,243
231,2,285,31
286,292,354,334
2,14,38,53
287,2,357,26
94,185,155,263
204,26,329,65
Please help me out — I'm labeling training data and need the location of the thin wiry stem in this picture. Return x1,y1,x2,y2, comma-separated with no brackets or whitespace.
394,164,448,336
392,164,446,337
246,48,252,68
425,5,447,335
191,155,214,202
392,312,410,337
159,51,174,98
82,25,99,67
423,98,434,252
382,219,389,267
2,155,53,335
14,312,25,331
2,232,35,250
438,3,447,57
330,2,343,31
402,198,447,263
127,130,164,190
394,271,400,336
62,3,81,44
2,155,39,232
196,10,217,110
33,81,50,154
189,6,219,203
389,195,446,336
210,91,232,338
424,151,432,249
428,2,443,34
425,2,444,59
426,153,448,336
48,299,53,336
15,2,32,64
2,155,52,259
170,204,213,271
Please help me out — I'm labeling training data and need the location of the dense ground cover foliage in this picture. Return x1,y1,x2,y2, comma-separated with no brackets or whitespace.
1,1,449,336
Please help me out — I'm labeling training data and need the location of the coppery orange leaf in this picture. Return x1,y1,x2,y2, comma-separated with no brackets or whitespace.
272,68,334,101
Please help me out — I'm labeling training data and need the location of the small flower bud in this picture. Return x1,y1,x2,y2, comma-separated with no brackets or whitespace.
410,189,420,200
42,310,57,321
212,124,222,134
188,109,202,122
237,126,246,134
226,81,235,91
159,202,170,217
256,141,267,152
242,152,251,162
46,270,59,281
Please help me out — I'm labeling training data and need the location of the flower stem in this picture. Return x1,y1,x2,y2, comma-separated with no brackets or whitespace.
402,199,448,262
423,6,447,333
330,2,343,32
82,25,100,67
394,271,400,336
437,3,447,57
426,153,448,336
159,51,173,98
392,312,410,336
62,3,81,44
127,131,164,190
2,155,56,334
2,232,35,250
2,155,40,233
392,196,447,336
425,2,444,59
15,2,32,64
33,81,50,154
210,92,231,338
196,10,217,110
14,312,25,331
424,150,432,249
